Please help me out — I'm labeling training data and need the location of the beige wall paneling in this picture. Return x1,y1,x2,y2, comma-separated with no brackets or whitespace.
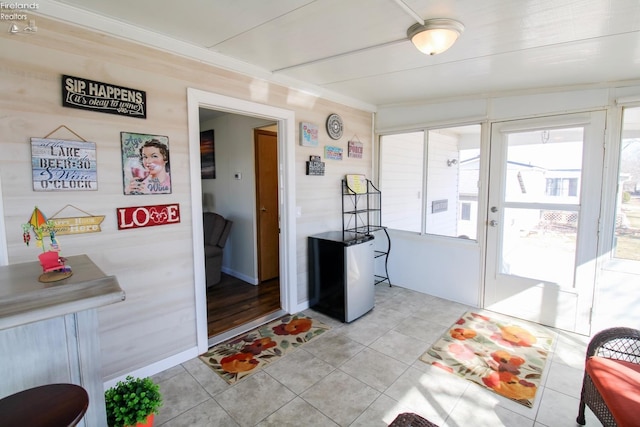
0,17,373,380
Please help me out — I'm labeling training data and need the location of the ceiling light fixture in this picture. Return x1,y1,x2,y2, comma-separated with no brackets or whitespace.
407,18,464,55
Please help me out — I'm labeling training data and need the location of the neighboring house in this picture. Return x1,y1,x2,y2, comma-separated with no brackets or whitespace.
453,155,583,239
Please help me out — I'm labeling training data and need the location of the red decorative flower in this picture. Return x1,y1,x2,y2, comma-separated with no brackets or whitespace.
242,337,276,355
273,318,312,335
490,350,525,374
492,325,537,347
482,370,536,401
220,353,259,374
432,361,454,373
450,328,477,340
470,312,491,322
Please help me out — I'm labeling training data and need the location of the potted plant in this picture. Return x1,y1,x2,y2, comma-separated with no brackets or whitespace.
105,376,163,427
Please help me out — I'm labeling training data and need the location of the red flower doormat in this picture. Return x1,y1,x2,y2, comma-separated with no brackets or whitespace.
419,310,555,408
199,314,330,384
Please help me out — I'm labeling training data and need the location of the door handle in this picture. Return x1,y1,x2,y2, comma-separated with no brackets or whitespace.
489,220,498,227
260,207,267,212
491,206,498,213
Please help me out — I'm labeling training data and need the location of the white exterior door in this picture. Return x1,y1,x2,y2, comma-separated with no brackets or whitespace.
484,112,606,334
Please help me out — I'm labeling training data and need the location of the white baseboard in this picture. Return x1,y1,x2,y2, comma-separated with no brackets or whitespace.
103,294,310,391
221,267,258,285
103,347,199,391
294,300,310,313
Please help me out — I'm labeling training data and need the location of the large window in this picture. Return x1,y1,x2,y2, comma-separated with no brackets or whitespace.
614,106,640,261
379,124,481,239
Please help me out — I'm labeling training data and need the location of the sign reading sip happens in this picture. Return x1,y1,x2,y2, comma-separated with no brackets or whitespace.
62,75,146,119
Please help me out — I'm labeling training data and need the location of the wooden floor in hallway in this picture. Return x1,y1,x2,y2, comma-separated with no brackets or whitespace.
206,273,281,337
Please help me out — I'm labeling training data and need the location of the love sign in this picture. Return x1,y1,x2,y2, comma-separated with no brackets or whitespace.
117,203,180,230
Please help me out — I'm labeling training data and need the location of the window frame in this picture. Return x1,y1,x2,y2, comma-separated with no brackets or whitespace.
377,123,483,241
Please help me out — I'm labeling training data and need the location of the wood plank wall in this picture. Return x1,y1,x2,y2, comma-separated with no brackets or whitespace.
0,17,373,379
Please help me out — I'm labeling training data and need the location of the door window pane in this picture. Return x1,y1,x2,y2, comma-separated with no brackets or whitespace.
501,208,577,285
614,107,640,261
505,129,583,204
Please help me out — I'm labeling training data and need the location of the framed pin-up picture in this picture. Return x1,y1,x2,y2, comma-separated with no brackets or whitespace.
121,132,171,195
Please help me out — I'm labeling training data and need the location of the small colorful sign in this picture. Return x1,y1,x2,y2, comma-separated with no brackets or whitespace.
300,122,319,147
51,215,105,235
324,145,343,160
116,203,181,230
31,138,97,191
348,140,363,159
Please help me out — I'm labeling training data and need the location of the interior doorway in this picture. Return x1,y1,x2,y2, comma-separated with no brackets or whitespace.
203,125,283,340
187,88,297,354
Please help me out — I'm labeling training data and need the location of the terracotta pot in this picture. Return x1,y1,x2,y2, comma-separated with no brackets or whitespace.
127,413,154,427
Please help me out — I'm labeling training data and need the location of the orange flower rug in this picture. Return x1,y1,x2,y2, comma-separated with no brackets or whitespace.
199,313,330,384
419,310,556,408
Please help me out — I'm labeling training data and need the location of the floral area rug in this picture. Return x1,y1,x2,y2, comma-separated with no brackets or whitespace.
419,310,555,408
199,313,330,384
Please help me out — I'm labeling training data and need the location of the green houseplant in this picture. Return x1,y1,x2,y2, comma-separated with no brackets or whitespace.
105,376,163,427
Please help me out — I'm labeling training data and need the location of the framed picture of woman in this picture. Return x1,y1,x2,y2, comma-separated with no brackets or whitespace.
121,132,171,195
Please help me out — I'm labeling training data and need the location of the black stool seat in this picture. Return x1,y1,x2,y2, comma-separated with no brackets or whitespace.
389,412,439,427
0,383,89,427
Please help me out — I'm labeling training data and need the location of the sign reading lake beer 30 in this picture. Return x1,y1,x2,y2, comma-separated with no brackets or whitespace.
31,138,97,191
117,203,180,230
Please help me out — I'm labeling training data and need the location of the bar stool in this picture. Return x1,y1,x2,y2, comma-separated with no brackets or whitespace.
0,383,89,427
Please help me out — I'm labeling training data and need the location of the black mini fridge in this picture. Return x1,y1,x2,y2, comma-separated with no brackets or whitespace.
308,231,374,322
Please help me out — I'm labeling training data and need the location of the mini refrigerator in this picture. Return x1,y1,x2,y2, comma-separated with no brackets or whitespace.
308,231,374,322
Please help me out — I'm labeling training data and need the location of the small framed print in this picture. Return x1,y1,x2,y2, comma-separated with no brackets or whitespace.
324,145,343,160
300,122,319,147
200,129,216,179
348,139,363,159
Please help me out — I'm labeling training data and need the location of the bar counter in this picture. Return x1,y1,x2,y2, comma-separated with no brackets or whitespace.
0,254,125,427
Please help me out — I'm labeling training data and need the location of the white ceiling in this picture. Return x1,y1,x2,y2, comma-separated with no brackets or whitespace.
42,0,640,110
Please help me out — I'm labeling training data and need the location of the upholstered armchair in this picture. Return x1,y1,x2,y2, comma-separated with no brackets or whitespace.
203,212,233,287
577,327,640,426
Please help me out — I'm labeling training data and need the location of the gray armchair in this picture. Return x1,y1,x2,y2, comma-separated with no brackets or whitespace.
203,212,233,287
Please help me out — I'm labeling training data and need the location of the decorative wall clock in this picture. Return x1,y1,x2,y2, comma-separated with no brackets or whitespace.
326,113,343,140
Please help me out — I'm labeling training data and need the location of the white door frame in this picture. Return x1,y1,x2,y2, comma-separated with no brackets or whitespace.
0,173,7,266
187,88,297,354
484,111,606,335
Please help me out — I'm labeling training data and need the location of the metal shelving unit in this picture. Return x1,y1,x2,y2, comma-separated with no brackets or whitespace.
342,178,391,286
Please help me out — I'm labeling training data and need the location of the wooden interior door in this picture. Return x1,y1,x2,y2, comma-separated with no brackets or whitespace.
255,129,279,282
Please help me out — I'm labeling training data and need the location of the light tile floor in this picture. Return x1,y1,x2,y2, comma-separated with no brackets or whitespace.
151,284,604,427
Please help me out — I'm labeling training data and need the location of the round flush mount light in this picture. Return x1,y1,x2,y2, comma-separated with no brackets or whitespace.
407,18,464,55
